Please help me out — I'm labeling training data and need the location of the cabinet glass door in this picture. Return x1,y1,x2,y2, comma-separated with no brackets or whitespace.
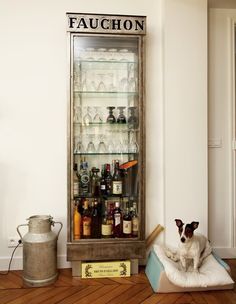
70,34,143,240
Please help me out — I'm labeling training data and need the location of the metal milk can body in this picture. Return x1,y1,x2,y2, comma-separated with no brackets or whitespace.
17,215,63,287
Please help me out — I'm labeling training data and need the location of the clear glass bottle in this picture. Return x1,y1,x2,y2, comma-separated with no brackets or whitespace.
79,160,90,196
90,167,100,196
132,202,139,237
73,163,79,197
113,201,122,238
112,160,122,195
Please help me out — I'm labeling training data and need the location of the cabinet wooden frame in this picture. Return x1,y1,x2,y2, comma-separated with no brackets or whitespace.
67,13,146,268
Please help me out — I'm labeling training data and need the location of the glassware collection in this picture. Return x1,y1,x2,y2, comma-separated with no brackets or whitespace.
71,35,142,244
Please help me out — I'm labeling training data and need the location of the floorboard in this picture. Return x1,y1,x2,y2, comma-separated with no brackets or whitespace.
0,260,235,304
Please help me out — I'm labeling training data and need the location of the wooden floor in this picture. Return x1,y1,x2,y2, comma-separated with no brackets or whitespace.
0,260,236,304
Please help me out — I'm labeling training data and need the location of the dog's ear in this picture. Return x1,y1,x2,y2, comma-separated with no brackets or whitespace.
191,221,199,230
175,219,184,228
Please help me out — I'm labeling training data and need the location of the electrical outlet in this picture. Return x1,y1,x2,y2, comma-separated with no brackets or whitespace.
8,237,21,248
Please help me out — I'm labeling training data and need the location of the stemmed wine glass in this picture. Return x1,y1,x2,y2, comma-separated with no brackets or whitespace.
93,106,103,123
83,106,92,125
106,106,116,123
117,106,126,123
97,135,107,153
86,135,96,153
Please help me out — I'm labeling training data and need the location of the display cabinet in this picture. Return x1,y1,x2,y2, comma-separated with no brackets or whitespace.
67,13,146,275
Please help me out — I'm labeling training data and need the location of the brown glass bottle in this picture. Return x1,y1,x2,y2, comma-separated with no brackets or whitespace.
123,205,132,238
91,199,101,238
82,200,92,238
101,201,113,238
73,201,82,240
113,201,122,238
105,164,112,196
112,161,122,195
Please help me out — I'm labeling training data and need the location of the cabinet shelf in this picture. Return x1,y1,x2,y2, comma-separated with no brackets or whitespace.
76,59,138,65
74,152,138,156
73,91,138,98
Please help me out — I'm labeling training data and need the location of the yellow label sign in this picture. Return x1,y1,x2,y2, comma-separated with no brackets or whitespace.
81,260,131,278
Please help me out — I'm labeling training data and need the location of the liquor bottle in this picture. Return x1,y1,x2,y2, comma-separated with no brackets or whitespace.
123,202,132,238
100,165,107,195
113,201,122,238
90,167,100,196
101,201,113,238
73,201,82,240
79,160,90,196
132,202,139,237
82,200,92,238
105,164,112,196
73,163,79,197
112,160,122,195
91,198,101,238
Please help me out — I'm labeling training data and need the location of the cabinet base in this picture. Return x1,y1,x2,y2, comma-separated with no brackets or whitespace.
71,259,139,277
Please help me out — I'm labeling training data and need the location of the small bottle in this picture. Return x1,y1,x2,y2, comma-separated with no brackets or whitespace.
100,165,107,195
79,160,90,196
82,200,92,238
101,201,113,238
90,167,100,196
132,202,139,237
113,201,122,238
73,163,79,197
112,160,122,195
105,164,112,196
73,201,82,240
123,203,132,238
91,198,101,238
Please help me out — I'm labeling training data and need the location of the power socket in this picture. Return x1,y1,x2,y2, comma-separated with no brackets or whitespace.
8,237,22,248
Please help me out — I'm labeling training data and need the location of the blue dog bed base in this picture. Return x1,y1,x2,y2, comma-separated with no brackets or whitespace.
145,247,234,293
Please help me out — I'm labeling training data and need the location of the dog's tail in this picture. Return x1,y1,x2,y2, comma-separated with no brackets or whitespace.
164,246,180,262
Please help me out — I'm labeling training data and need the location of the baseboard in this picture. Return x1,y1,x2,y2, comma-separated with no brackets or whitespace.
213,247,236,259
0,255,71,271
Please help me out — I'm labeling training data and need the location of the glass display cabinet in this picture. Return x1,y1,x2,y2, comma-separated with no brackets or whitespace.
67,13,146,275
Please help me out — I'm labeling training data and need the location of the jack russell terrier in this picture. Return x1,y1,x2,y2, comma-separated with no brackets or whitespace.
166,219,212,272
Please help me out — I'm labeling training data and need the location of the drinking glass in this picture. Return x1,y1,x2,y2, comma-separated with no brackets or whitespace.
97,135,107,153
117,106,126,123
73,106,82,123
106,106,116,123
86,135,96,153
83,107,92,125
97,74,106,92
128,132,139,153
128,106,139,129
93,106,103,123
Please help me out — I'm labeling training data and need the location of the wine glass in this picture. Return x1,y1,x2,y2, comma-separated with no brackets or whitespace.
73,106,82,123
83,107,92,125
97,74,106,92
117,106,126,123
93,106,103,123
97,135,107,153
106,106,116,123
128,132,139,153
86,135,96,153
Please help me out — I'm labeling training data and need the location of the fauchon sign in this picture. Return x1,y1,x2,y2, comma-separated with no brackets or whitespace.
67,13,146,35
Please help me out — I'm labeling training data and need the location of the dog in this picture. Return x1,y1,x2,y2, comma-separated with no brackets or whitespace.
175,219,212,272
166,219,212,272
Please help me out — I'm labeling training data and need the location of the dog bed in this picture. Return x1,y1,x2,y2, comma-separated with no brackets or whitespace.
145,245,234,293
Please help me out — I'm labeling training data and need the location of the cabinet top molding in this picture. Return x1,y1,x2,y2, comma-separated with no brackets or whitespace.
67,13,146,35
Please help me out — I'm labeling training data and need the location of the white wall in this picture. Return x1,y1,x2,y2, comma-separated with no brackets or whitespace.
163,0,208,246
208,8,236,258
0,0,208,270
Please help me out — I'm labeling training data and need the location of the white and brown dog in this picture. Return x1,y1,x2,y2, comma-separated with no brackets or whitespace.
166,219,212,272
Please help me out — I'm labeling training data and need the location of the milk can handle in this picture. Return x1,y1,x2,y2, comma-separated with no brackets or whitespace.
17,224,28,241
52,221,63,239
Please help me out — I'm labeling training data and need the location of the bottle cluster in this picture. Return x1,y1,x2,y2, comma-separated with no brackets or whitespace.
73,159,135,197
73,198,139,240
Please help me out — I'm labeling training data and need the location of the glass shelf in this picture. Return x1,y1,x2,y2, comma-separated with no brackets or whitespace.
76,59,138,65
74,152,138,156
73,91,138,96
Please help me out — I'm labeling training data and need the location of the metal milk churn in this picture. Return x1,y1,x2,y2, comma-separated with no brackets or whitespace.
17,215,63,287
